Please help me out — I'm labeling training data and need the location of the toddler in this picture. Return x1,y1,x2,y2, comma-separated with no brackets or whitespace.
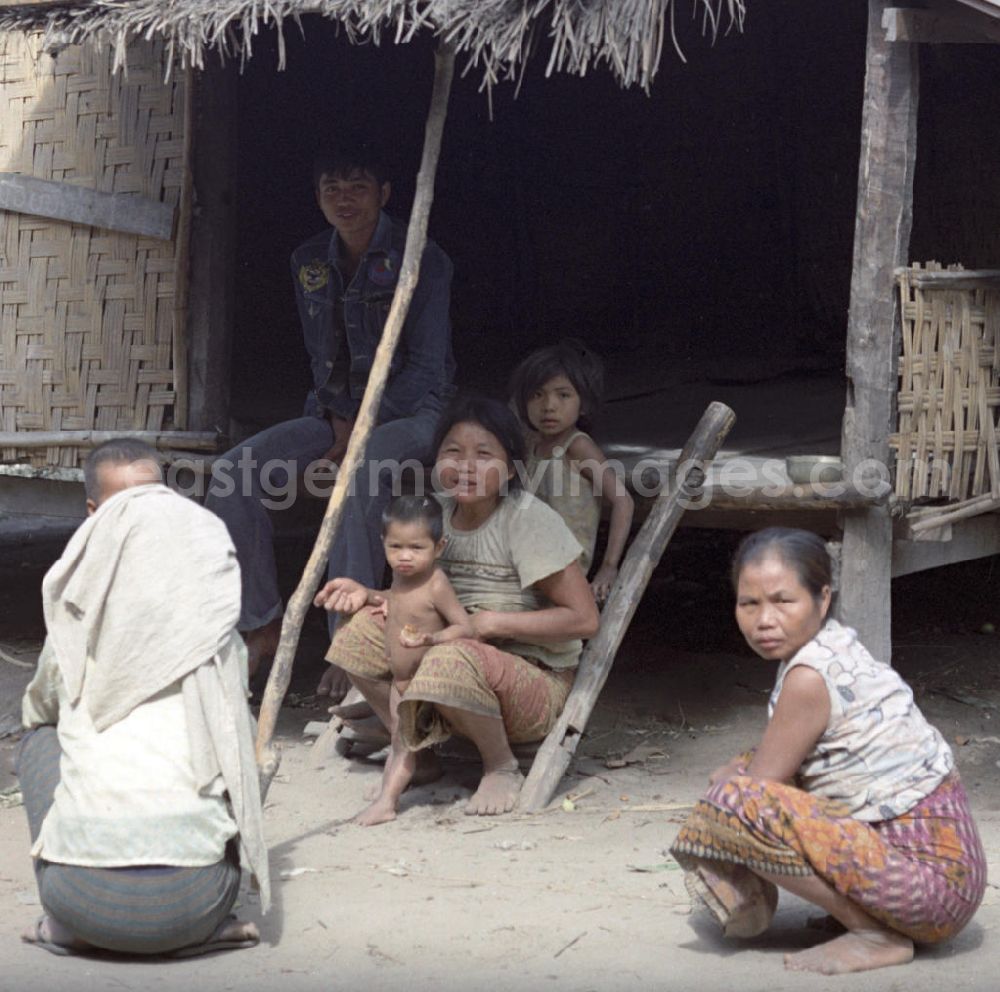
354,494,472,826
510,339,634,603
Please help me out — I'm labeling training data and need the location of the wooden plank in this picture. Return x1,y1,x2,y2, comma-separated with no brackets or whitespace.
0,173,175,240
953,0,1000,23
901,268,1000,291
171,68,195,431
884,6,1000,43
518,402,737,813
185,60,237,434
839,0,919,665
893,513,1000,576
0,430,218,450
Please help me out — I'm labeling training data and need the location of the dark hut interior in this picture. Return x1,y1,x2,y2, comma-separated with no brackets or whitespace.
232,0,1000,456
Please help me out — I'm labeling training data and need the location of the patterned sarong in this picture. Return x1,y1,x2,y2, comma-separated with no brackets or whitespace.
326,607,574,749
670,772,986,944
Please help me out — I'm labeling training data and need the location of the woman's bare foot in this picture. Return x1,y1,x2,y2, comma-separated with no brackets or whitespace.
354,796,398,826
22,915,90,954
316,665,351,703
465,762,523,816
784,929,914,975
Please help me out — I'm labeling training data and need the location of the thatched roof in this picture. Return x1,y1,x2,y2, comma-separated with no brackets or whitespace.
0,1,745,90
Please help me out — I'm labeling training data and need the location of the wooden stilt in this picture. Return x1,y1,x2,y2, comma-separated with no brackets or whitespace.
255,44,456,796
839,0,919,664
517,401,736,813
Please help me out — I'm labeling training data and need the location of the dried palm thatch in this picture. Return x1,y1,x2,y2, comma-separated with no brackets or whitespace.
0,1,746,91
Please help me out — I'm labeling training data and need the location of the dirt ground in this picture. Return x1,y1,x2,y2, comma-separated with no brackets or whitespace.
2,527,1000,992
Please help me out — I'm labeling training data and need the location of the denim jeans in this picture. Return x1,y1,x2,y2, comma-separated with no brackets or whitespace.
204,409,439,632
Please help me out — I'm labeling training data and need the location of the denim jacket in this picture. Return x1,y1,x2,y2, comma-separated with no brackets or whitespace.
291,211,455,423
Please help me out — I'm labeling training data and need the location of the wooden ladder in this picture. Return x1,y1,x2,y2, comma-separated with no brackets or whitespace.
518,401,736,812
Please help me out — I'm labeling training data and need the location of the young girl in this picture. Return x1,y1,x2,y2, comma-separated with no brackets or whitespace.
509,340,634,603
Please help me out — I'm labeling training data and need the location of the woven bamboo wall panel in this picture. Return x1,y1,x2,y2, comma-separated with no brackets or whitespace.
891,263,1000,503
0,33,189,467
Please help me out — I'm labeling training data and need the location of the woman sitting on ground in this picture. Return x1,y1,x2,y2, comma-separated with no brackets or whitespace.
670,527,985,976
316,395,600,816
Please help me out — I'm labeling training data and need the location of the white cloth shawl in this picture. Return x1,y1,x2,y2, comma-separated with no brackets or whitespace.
41,483,270,911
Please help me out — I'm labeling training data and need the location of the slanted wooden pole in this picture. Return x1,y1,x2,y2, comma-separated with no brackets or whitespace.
518,402,736,813
255,44,456,794
839,0,918,664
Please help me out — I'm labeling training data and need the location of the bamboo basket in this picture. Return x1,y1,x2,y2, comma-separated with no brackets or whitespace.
891,262,1000,504
0,33,191,468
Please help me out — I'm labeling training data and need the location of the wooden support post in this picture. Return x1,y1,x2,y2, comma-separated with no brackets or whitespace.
839,0,918,665
518,402,736,813
254,44,456,796
186,60,237,435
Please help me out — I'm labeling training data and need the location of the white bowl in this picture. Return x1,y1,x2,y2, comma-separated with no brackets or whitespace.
785,455,843,485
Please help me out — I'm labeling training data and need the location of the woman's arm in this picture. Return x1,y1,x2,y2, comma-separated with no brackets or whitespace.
314,577,385,615
746,666,830,783
567,434,634,601
471,561,600,643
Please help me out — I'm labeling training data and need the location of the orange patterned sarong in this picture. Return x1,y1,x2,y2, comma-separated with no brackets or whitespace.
670,772,986,944
326,607,574,750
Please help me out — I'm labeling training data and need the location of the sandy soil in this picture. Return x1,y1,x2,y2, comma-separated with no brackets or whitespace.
3,501,1000,991
3,609,1000,992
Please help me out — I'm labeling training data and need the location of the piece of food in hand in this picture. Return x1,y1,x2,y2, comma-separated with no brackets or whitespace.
399,624,426,647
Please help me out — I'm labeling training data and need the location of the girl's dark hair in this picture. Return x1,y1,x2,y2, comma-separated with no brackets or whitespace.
731,527,832,602
508,338,605,432
432,394,525,492
382,494,443,542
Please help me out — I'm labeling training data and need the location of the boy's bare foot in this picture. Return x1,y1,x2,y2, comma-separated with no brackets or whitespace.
354,797,398,827
784,930,913,975
465,762,523,816
316,665,351,703
363,750,441,800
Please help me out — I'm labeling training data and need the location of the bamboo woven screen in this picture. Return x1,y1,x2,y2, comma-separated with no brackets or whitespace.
0,33,190,468
891,263,1000,503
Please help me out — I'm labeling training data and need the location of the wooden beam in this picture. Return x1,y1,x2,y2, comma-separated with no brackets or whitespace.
899,267,1000,291
185,61,237,434
953,0,1000,24
0,173,175,240
884,6,1000,43
893,513,1000,576
0,430,219,450
839,0,919,664
518,402,736,813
